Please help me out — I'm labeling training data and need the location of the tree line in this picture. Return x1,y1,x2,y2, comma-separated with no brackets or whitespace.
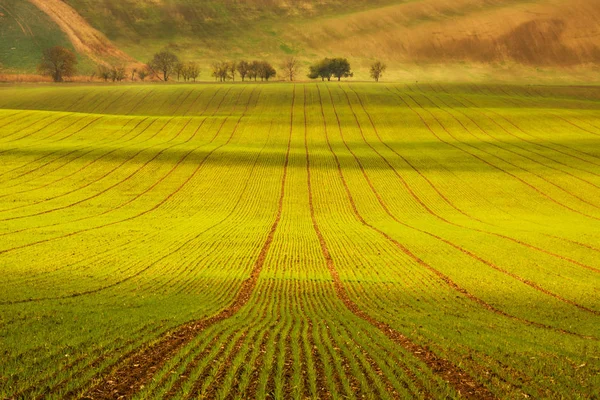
37,47,388,83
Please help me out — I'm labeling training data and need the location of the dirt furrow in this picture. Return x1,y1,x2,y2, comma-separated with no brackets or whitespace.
336,86,600,323
307,84,496,400
79,86,295,399
357,87,600,273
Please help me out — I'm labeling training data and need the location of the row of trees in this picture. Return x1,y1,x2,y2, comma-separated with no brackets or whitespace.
211,60,277,82
38,47,388,83
147,51,199,82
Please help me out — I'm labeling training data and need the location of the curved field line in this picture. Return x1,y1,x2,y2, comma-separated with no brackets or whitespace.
308,84,497,400
445,90,600,167
0,89,251,276
0,90,230,235
428,93,600,192
0,90,250,301
397,91,600,223
0,113,66,145
0,88,229,219
0,117,151,200
451,94,600,174
135,122,276,398
336,86,599,319
80,85,294,400
351,86,600,272
414,96,600,211
0,115,103,162
344,87,492,226
330,86,599,328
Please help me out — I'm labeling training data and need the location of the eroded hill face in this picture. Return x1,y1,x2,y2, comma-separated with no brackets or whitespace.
301,0,600,66
6,0,600,81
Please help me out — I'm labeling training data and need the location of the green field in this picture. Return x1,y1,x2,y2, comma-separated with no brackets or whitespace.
0,83,599,399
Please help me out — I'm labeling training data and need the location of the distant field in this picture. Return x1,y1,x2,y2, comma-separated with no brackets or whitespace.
0,83,599,399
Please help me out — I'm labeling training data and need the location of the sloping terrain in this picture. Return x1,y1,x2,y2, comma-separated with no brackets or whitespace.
27,0,135,67
0,0,74,72
59,0,600,72
2,0,599,80
0,83,599,399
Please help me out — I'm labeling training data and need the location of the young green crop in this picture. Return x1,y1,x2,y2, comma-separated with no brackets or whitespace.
0,83,599,399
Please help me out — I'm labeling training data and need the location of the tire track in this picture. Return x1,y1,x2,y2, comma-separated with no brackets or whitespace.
80,86,294,400
306,84,497,400
0,117,150,201
428,92,600,192
0,89,256,304
396,90,600,222
355,87,600,274
331,86,599,326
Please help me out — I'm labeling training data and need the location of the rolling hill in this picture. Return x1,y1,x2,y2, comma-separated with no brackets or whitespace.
1,0,600,81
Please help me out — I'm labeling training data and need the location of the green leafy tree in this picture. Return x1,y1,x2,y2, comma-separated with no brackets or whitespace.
308,58,333,81
330,58,352,81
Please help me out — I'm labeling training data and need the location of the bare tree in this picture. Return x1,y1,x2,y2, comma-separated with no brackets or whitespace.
211,62,230,82
97,65,111,82
175,62,185,81
110,66,126,82
249,61,260,81
228,61,237,82
370,61,387,82
38,46,78,82
148,50,179,81
237,60,250,82
185,62,200,82
138,69,149,81
130,68,137,81
281,57,299,81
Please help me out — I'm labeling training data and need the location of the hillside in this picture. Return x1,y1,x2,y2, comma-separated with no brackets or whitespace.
0,0,77,72
2,0,600,82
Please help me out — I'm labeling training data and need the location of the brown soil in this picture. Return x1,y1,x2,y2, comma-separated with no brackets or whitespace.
27,0,135,66
81,86,295,399
306,85,497,399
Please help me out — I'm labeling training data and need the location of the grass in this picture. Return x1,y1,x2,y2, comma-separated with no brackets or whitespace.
0,0,73,72
0,82,599,399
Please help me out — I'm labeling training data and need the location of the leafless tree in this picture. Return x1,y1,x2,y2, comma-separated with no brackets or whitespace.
185,62,200,82
228,61,237,82
211,62,230,82
175,62,185,81
138,69,149,81
111,66,126,82
97,65,111,82
38,46,78,82
370,61,387,82
148,50,179,81
237,60,250,81
281,57,299,81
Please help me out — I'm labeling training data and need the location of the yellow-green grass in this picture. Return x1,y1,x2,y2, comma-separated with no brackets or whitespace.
0,83,599,399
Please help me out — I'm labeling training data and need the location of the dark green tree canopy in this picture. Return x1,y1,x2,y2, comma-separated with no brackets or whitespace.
308,58,352,81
